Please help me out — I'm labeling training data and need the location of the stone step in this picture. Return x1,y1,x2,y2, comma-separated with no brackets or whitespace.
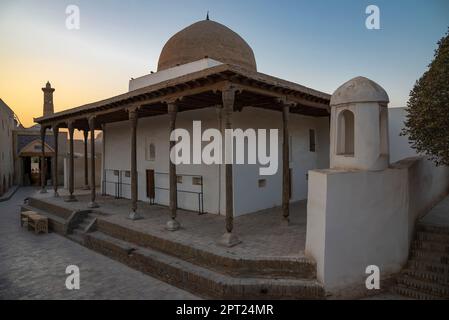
21,204,68,235
67,233,84,245
84,231,325,299
396,275,449,298
96,218,317,279
402,269,449,285
408,259,449,275
412,240,449,255
417,231,449,244
392,285,441,300
410,251,449,265
78,221,91,230
418,223,449,235
72,228,85,237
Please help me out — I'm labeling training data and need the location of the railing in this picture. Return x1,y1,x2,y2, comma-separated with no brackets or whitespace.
154,172,204,215
102,169,120,198
101,169,205,214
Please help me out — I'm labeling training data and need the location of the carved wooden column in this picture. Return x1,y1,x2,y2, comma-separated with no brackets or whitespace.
52,124,59,197
166,102,180,231
66,121,77,202
219,88,240,247
282,105,291,224
82,129,89,190
88,116,99,208
40,126,47,193
128,108,142,220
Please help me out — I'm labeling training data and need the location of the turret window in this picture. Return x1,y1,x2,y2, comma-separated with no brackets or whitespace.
337,110,355,156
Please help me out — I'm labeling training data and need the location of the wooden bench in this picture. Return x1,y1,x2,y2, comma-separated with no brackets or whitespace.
20,211,48,234
20,211,35,227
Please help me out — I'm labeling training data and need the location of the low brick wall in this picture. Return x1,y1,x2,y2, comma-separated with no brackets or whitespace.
96,218,316,279
84,232,324,299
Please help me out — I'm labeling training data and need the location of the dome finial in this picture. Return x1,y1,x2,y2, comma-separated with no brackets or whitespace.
206,11,209,20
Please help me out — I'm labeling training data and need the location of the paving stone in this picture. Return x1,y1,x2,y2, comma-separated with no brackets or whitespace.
0,187,199,300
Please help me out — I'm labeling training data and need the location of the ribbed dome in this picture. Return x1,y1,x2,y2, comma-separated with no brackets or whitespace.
157,20,257,72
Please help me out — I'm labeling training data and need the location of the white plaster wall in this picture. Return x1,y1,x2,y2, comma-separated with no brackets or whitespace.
388,107,417,162
104,108,223,214
232,107,329,216
306,168,409,291
104,106,329,216
129,59,223,92
306,156,449,292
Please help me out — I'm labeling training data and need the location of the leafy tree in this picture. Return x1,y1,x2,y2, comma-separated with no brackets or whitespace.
402,28,449,166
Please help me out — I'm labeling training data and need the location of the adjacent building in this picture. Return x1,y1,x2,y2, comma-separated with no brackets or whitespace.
0,99,17,196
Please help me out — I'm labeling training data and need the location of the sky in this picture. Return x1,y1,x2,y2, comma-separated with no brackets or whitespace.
0,0,448,128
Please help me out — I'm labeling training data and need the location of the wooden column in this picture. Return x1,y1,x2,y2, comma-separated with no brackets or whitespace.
282,105,290,224
66,121,77,202
219,88,240,247
52,124,59,197
166,102,180,231
101,124,106,196
128,108,142,220
82,129,90,190
39,126,47,193
88,117,99,208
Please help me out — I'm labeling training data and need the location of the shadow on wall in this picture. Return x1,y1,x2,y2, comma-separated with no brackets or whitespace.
63,156,102,189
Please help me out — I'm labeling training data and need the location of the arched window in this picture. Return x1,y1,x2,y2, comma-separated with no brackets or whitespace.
146,142,156,161
379,108,388,155
337,110,355,156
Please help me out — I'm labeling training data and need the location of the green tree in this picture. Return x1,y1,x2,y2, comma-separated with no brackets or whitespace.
403,28,449,166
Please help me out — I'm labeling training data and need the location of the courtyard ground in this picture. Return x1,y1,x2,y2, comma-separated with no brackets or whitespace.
0,187,198,300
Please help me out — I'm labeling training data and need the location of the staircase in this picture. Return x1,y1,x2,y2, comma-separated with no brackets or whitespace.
67,212,99,245
393,223,449,299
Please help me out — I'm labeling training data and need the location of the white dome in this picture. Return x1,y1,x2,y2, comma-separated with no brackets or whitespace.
330,76,389,106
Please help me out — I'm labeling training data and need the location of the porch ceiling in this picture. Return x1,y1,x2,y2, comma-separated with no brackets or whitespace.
35,64,331,131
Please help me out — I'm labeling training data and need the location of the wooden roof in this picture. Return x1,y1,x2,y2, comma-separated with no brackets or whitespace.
35,64,331,131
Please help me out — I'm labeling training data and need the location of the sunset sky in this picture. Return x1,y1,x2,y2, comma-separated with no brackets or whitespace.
0,0,448,128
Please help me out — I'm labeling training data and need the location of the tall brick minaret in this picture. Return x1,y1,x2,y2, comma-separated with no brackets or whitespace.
42,81,55,116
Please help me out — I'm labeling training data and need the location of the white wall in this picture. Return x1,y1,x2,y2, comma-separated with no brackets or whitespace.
104,108,223,214
305,156,449,293
129,58,223,92
104,106,330,216
232,108,329,216
389,107,417,162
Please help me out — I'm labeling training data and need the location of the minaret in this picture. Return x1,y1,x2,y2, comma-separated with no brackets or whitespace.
42,81,55,117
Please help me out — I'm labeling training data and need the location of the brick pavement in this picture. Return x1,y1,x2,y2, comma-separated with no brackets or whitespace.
0,187,199,300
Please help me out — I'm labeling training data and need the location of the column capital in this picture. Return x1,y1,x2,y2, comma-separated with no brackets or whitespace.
88,115,96,129
163,96,183,107
276,97,297,108
67,120,74,132
126,105,141,114
51,123,60,131
83,128,89,139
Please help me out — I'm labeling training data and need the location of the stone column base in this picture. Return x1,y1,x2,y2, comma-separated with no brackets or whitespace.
281,217,290,227
128,211,143,221
53,191,59,198
82,185,90,190
219,232,241,247
166,219,180,231
64,195,77,202
40,188,47,194
88,201,99,209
